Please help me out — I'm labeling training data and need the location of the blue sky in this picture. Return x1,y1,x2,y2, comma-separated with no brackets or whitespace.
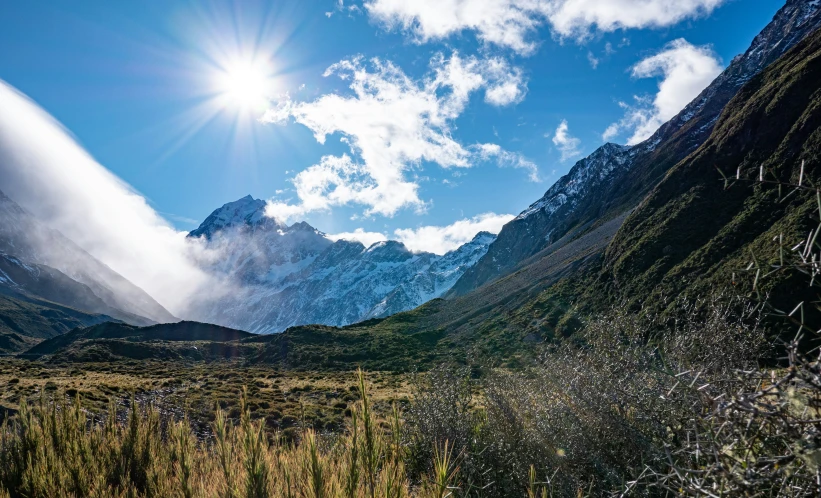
0,0,782,253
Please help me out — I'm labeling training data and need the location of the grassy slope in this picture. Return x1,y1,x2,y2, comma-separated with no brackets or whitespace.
0,292,114,355
25,321,257,362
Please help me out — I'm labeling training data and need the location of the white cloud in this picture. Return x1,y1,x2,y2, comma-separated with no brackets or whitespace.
473,143,540,182
547,0,725,40
602,122,620,142
327,0,360,17
364,0,549,55
394,212,513,254
551,120,582,162
262,53,531,221
327,228,388,247
587,51,600,69
0,81,222,317
605,38,722,145
363,0,727,52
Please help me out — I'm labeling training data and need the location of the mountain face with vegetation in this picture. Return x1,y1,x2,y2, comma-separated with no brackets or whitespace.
188,196,495,333
218,4,821,370
0,294,112,355
449,0,821,298
23,320,254,362
597,25,821,319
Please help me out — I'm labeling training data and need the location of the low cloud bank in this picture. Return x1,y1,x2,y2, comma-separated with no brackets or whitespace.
0,80,222,317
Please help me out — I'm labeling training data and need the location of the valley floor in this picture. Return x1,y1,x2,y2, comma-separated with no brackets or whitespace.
0,359,410,441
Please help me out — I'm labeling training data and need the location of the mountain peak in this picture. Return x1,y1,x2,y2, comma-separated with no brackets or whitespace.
288,221,322,234
469,231,496,245
189,196,279,239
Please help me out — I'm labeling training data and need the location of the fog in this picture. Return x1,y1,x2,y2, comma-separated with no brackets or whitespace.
0,80,223,318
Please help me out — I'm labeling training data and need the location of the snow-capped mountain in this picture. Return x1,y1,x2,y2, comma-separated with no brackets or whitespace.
187,197,495,333
448,0,821,297
190,196,333,286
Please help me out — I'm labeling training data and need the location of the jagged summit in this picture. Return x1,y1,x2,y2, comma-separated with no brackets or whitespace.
188,196,327,240
189,195,276,239
468,231,496,245
516,143,633,222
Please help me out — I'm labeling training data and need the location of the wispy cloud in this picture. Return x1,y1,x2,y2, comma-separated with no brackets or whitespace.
327,228,388,247
604,38,722,144
587,51,600,69
0,80,223,316
551,120,582,162
473,143,540,182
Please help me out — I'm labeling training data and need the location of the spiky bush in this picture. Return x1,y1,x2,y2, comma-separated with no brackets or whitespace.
402,296,767,496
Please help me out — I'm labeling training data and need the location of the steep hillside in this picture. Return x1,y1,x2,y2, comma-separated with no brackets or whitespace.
0,254,152,327
188,197,495,333
0,294,113,354
598,25,821,318
259,12,821,370
449,0,821,297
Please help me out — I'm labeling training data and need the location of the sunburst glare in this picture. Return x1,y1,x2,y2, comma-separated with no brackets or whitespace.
213,57,276,114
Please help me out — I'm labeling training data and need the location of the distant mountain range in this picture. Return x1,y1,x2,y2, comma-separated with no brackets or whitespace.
186,195,495,333
0,187,494,352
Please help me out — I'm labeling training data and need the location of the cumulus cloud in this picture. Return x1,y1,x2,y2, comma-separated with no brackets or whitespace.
363,0,726,52
327,228,388,247
394,212,514,254
0,81,222,317
262,53,532,221
602,122,620,142
605,39,722,145
547,0,725,40
551,120,582,161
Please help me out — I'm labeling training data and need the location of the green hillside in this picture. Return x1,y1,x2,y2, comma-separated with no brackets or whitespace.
593,25,821,323
0,293,114,355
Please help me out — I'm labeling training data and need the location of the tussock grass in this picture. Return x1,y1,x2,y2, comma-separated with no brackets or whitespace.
0,369,436,498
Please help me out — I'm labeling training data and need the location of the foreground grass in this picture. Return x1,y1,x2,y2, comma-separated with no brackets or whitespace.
0,370,467,498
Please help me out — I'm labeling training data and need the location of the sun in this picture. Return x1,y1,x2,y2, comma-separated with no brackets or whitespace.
214,58,275,114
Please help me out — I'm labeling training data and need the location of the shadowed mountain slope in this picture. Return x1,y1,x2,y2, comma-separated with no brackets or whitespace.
24,320,255,361
0,294,113,355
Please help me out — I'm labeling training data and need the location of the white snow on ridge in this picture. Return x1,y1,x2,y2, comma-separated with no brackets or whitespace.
187,197,496,333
